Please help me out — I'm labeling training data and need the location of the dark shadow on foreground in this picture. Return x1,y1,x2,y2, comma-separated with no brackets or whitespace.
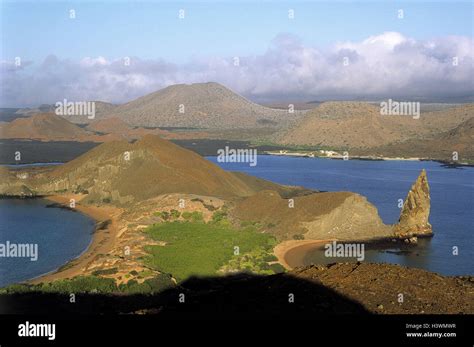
0,273,370,318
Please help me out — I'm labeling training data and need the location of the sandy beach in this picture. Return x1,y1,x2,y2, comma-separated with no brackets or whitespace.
274,239,335,270
29,194,122,284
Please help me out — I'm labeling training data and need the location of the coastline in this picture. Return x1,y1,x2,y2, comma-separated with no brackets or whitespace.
29,194,122,284
274,239,334,270
273,237,414,270
264,151,474,166
265,151,421,162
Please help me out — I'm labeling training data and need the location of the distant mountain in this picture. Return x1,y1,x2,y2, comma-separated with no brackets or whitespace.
98,82,300,129
14,82,302,129
277,102,473,150
14,102,117,124
14,104,55,115
54,101,118,124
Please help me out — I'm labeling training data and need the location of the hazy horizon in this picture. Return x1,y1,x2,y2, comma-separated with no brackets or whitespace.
3,80,474,110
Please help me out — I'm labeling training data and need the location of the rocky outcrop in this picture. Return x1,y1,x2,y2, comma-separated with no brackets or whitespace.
393,169,432,238
0,168,37,197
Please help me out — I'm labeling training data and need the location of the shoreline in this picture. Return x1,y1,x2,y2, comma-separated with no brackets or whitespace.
264,151,474,166
29,194,122,284
273,236,425,270
266,151,421,162
274,239,335,270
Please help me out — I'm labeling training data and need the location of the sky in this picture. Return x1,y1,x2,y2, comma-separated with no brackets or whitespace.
1,0,473,106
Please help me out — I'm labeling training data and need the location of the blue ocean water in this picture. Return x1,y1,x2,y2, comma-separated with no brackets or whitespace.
0,199,95,286
208,156,474,276
1,162,63,168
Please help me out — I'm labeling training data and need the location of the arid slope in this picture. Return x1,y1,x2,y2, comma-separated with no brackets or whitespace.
360,116,474,161
278,102,474,156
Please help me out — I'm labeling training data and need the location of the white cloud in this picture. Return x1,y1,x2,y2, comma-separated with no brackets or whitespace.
362,31,410,49
1,32,473,107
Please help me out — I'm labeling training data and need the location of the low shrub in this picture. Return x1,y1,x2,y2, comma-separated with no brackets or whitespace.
91,267,118,276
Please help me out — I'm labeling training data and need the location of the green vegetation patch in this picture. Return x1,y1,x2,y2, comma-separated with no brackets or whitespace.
0,274,174,295
210,210,227,224
2,276,118,294
91,267,118,276
181,211,204,223
144,221,276,282
220,247,280,275
118,274,174,294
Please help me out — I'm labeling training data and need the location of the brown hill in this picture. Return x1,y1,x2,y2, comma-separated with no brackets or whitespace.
98,82,299,129
7,135,298,204
0,113,98,141
0,113,207,143
277,102,473,150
